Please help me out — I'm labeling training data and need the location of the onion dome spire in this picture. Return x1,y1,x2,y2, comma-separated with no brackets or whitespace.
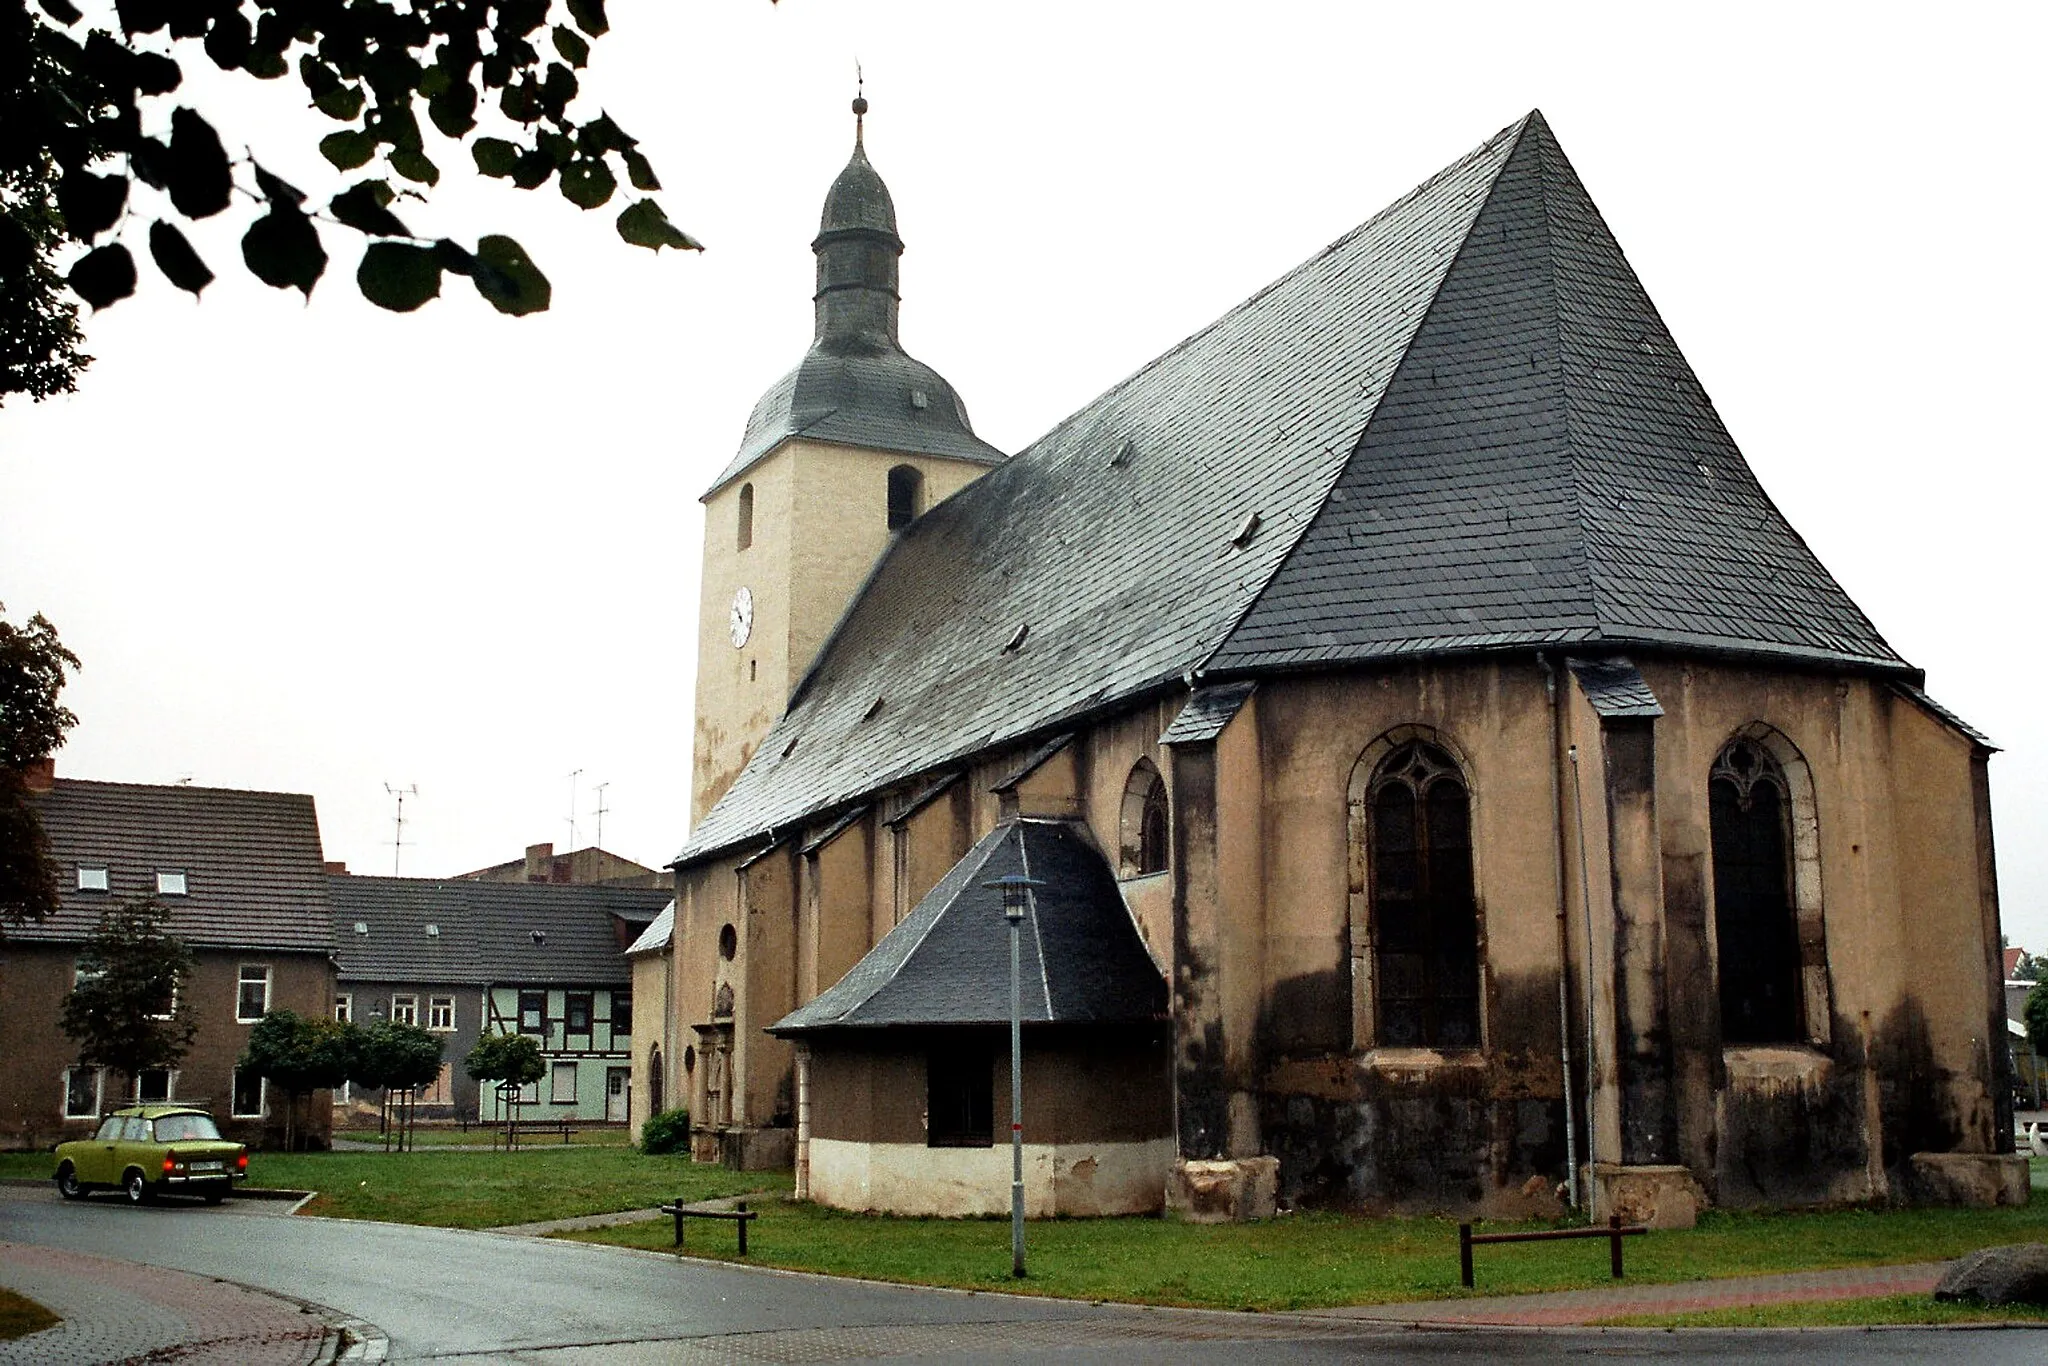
813,87,902,353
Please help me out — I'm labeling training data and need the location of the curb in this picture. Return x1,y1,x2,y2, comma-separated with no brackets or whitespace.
1,1175,311,1201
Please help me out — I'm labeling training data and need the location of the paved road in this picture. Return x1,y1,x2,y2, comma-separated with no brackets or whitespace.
2,1187,2041,1363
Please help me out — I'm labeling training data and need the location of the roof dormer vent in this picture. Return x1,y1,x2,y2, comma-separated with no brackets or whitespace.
425,923,440,937
531,929,546,946
1230,511,1262,549
1002,622,1030,654
1109,437,1134,469
353,921,368,935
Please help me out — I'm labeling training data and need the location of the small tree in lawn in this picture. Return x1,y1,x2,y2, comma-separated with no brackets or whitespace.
58,896,196,1102
353,1020,444,1152
240,1009,352,1151
466,1032,543,1144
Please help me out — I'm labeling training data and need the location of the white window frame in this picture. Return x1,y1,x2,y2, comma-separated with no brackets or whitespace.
145,981,178,1022
550,1060,578,1104
230,1068,267,1119
63,1065,104,1119
156,870,188,896
236,964,272,1023
516,1078,540,1105
390,993,419,1027
76,865,109,892
334,993,353,1023
427,996,456,1032
132,1068,176,1103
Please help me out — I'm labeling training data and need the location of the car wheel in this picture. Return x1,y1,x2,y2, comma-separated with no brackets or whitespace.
56,1163,86,1200
202,1188,226,1206
123,1170,153,1205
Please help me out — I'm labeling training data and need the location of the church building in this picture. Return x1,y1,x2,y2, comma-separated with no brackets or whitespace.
650,102,2019,1225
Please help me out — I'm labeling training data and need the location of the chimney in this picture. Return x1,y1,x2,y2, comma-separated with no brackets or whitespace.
524,842,554,883
22,756,55,793
324,861,349,876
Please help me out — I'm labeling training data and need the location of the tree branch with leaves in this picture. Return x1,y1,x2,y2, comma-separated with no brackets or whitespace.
57,896,198,1092
3,0,702,404
0,602,80,930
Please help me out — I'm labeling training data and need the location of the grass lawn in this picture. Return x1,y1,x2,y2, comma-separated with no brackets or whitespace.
0,1288,60,1340
331,1125,634,1149
565,1199,2048,1313
1594,1294,2048,1328
0,1146,783,1229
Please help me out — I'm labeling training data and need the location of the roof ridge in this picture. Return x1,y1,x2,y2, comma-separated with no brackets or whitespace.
1203,113,1539,671
1530,113,1605,641
1015,114,1540,461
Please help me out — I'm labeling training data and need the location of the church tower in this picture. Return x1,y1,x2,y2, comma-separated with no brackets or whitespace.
691,96,1006,826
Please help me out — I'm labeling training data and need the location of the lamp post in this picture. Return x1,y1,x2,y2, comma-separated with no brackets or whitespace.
982,869,1041,1278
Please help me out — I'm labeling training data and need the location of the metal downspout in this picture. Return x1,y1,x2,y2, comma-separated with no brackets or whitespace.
1542,655,1580,1209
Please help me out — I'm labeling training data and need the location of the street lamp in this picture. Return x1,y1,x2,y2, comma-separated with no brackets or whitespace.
982,868,1041,1278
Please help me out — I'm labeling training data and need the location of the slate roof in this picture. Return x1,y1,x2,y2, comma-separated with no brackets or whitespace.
329,876,669,986
1160,683,1258,746
678,111,1910,867
769,820,1167,1034
20,779,331,953
624,901,674,957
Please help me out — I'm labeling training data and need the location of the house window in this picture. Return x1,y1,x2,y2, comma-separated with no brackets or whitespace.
565,993,593,1035
133,1069,173,1102
518,990,545,1036
611,995,632,1039
144,978,177,1022
737,481,754,550
926,1040,993,1148
390,994,418,1027
334,994,352,1023
77,865,109,892
550,1060,578,1104
427,996,456,1032
64,1066,103,1119
1368,740,1480,1048
887,464,923,531
156,870,188,896
236,965,271,1022
1119,759,1170,877
1711,736,1806,1044
231,1068,266,1118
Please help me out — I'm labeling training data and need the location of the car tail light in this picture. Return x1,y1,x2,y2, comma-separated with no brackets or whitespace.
163,1150,177,1175
236,1151,248,1171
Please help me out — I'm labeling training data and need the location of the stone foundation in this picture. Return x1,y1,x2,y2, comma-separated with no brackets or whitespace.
1907,1152,2030,1208
1588,1162,1705,1230
693,1124,794,1171
1169,1156,1279,1223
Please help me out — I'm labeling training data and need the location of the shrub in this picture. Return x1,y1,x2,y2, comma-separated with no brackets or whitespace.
640,1106,692,1155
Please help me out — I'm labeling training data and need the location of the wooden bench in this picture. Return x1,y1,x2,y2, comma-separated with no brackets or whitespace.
1458,1213,1647,1288
658,1199,757,1254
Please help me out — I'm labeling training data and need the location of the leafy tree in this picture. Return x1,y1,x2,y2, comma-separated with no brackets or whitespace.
2028,980,2048,1059
350,1017,442,1150
0,603,80,931
57,895,197,1094
4,0,702,406
2013,950,2045,984
465,1029,541,1140
240,1007,352,1149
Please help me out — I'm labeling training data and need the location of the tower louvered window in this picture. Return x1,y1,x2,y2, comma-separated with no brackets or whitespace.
1369,742,1479,1047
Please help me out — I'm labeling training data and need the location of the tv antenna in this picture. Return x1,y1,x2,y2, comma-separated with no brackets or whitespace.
384,783,417,875
566,768,583,850
593,781,611,850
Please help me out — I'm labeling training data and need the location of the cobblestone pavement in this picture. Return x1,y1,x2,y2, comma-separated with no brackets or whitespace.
0,1241,339,1366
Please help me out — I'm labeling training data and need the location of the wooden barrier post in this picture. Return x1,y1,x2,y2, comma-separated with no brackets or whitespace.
1459,1222,1474,1289
736,1201,748,1256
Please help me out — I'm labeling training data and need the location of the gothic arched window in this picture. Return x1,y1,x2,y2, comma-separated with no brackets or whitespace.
887,464,923,531
1119,759,1169,877
1368,740,1479,1047
1710,736,1803,1044
737,482,754,551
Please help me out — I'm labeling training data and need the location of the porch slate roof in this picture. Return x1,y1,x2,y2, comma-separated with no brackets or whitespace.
768,819,1167,1034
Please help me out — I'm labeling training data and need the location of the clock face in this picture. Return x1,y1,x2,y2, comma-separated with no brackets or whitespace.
729,585,754,649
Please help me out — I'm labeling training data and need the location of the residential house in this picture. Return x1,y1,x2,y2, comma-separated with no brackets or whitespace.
1,763,335,1149
650,106,2017,1223
624,901,675,1140
330,875,668,1122
457,842,667,889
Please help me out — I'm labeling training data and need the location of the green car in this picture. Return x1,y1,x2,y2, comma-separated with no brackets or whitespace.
53,1104,249,1205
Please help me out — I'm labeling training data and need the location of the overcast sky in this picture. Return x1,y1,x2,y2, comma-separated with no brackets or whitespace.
5,2,2044,944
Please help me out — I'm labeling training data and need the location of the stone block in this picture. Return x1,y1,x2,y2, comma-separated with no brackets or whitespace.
1908,1152,2031,1208
1169,1156,1279,1223
1589,1162,1704,1230
1934,1243,2048,1305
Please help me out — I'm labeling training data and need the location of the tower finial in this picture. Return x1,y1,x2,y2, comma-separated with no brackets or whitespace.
852,62,867,146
